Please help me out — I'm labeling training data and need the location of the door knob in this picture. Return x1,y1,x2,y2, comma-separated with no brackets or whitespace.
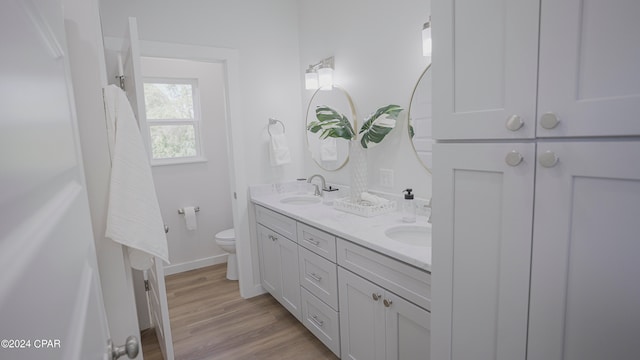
539,151,559,168
372,293,381,301
383,299,393,307
505,115,524,131
505,150,523,167
110,336,139,360
540,113,560,129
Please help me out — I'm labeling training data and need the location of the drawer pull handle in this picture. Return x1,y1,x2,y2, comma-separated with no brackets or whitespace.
305,238,320,246
372,293,381,301
309,272,322,282
311,315,324,327
268,234,277,241
383,299,393,307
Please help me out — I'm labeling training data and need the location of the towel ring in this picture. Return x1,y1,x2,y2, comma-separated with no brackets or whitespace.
268,118,285,137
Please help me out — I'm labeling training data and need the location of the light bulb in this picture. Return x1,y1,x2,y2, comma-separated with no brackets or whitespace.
317,66,333,90
305,70,318,90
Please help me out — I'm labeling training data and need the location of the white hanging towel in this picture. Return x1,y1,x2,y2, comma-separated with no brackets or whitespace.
320,137,338,161
103,85,169,270
269,132,291,166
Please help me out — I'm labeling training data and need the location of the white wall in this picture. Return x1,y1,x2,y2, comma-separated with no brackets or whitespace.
141,57,232,271
298,0,432,198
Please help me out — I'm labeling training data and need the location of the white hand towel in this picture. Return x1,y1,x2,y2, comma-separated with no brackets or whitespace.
320,138,338,161
183,206,197,231
269,132,291,166
103,85,169,270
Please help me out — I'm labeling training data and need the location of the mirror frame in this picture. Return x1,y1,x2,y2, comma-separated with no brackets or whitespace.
305,85,357,171
407,64,432,174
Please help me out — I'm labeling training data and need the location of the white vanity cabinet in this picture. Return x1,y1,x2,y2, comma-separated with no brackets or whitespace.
527,141,640,360
432,1,640,359
337,240,431,360
255,205,341,357
296,224,341,356
432,143,536,360
433,0,640,140
256,208,301,321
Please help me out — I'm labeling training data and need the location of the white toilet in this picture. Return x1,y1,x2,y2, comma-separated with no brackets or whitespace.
215,228,238,280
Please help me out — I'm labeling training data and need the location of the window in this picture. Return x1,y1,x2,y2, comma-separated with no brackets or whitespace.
143,78,204,164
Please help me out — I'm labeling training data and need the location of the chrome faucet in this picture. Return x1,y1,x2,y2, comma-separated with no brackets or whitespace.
307,174,326,196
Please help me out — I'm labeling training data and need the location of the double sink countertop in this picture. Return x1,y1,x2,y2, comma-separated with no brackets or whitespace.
250,184,432,272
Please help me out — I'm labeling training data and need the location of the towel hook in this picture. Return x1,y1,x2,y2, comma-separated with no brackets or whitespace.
268,118,285,137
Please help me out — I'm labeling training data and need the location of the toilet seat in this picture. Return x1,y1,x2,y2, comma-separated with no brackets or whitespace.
216,228,235,240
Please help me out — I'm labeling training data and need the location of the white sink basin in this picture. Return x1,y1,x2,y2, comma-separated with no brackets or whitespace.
279,195,322,205
384,225,432,247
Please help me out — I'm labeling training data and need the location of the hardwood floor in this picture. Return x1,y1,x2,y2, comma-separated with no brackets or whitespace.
141,264,338,360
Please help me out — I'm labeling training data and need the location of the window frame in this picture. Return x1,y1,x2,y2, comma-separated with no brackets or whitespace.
142,77,206,166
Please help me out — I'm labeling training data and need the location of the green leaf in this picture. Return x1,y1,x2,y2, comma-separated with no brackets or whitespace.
359,104,403,149
306,105,356,141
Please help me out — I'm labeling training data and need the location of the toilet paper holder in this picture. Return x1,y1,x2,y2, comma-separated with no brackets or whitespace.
178,206,200,215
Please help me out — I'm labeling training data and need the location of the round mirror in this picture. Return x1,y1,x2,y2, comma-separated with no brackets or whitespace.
305,86,356,171
407,64,432,173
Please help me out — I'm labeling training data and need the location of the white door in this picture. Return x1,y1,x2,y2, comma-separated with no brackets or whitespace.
0,0,113,358
120,17,174,360
257,224,281,297
278,235,301,321
432,0,539,140
431,142,535,360
537,0,640,137
384,292,430,360
528,141,640,360
338,268,385,360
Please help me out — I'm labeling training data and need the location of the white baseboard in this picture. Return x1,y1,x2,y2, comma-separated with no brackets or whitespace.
164,254,228,276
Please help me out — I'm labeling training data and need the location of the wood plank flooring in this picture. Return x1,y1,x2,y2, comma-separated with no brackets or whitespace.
140,264,338,360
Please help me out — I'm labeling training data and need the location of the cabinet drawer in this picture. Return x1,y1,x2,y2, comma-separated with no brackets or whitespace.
337,239,431,310
297,222,336,261
255,205,297,241
301,287,341,357
299,246,338,310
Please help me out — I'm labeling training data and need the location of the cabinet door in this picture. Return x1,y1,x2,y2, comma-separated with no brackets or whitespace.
538,1,640,137
257,224,281,297
432,0,539,140
338,268,385,360
277,233,301,321
432,142,535,360
384,292,431,360
528,141,640,360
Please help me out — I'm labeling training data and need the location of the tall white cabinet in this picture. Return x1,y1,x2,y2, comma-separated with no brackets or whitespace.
432,1,640,360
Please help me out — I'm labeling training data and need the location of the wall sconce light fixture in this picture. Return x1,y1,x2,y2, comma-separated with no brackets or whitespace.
422,17,432,57
305,56,335,90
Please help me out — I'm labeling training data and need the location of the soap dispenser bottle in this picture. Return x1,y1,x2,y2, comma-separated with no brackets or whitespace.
402,188,416,223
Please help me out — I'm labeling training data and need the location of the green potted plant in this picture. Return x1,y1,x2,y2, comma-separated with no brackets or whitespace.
307,104,403,202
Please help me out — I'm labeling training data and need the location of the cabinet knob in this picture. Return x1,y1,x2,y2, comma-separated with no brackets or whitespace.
372,293,381,301
505,150,523,167
539,151,559,168
540,112,560,129
383,299,393,307
505,115,524,131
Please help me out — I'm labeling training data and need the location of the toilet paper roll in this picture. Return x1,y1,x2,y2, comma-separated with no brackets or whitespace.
183,206,197,231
